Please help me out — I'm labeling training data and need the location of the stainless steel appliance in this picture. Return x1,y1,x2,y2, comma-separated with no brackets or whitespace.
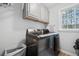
26,29,59,56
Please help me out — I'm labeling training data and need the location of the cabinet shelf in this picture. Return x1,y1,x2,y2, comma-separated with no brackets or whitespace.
23,16,49,24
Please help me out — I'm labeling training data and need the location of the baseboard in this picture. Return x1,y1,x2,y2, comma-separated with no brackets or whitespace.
59,49,76,56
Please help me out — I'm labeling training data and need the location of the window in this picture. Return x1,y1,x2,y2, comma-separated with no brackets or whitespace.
61,5,79,30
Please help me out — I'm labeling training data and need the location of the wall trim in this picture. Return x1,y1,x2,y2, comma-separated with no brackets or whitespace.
59,49,76,56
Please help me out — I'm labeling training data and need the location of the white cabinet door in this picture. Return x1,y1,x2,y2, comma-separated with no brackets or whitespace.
23,3,49,24
45,8,49,22
41,6,49,22
29,3,41,19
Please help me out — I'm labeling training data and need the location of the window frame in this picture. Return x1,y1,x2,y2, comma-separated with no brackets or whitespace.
59,4,79,31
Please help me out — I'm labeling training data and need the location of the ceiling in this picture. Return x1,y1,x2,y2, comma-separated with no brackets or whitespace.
42,3,58,9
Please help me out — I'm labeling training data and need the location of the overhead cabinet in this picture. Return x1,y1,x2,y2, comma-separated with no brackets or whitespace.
40,5,49,23
23,3,49,24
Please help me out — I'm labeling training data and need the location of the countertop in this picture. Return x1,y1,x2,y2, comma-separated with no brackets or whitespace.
28,32,59,39
37,32,59,38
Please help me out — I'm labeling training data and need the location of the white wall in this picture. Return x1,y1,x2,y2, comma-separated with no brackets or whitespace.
0,3,45,55
49,3,79,55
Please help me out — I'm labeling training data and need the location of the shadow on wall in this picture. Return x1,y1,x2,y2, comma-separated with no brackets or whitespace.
1,39,26,56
